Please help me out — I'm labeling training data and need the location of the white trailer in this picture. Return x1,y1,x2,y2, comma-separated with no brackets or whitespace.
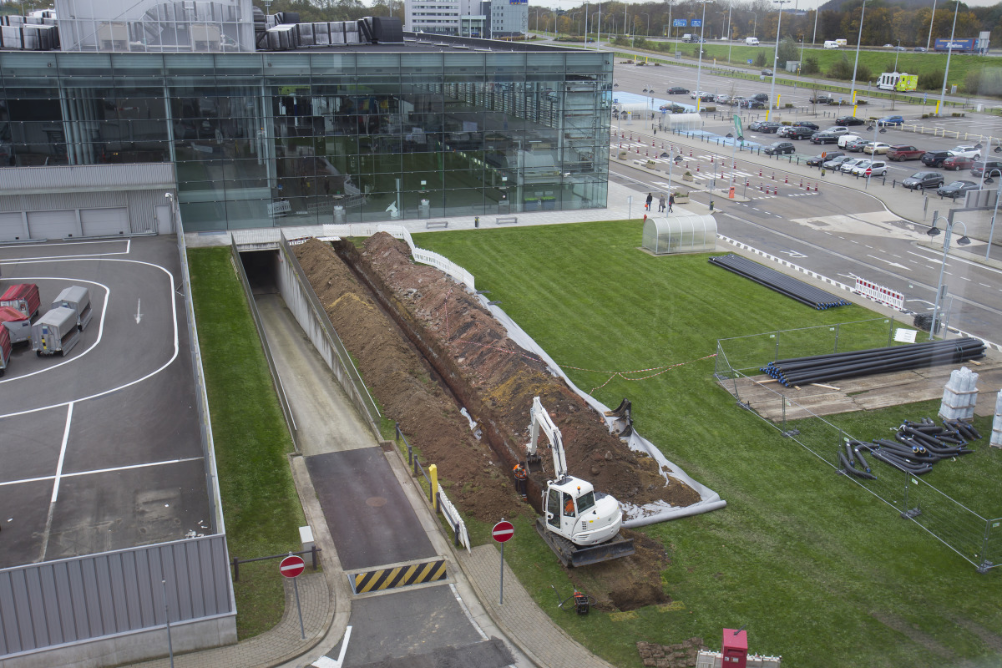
32,306,80,357
51,285,93,331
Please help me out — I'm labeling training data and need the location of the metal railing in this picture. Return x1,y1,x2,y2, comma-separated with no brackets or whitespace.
231,546,322,581
715,322,1000,572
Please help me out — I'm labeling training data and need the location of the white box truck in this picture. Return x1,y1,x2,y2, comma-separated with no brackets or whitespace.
32,306,80,357
51,285,93,331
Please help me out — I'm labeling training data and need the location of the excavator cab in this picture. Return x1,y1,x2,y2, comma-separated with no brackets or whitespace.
542,477,621,547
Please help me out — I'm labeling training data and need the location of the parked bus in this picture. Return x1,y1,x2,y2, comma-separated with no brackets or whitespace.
877,72,918,92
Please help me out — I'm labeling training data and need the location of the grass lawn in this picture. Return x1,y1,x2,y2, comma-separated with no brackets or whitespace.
188,247,306,639
415,220,1002,667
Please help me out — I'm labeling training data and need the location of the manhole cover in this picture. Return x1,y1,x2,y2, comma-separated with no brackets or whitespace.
366,496,387,507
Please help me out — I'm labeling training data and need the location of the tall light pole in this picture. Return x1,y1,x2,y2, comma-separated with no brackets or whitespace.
926,0,939,51
694,0,709,110
726,0,733,62
811,7,818,46
926,218,971,340
849,0,867,105
584,2,588,43
984,168,1002,259
641,12,650,37
939,0,960,115
893,38,901,71
767,0,790,122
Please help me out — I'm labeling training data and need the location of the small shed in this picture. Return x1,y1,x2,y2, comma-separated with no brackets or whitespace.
642,214,717,255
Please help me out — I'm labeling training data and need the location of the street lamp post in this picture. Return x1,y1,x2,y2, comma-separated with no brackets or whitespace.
893,39,901,72
939,0,960,115
984,167,1002,259
694,1,709,111
926,0,938,51
811,7,818,46
849,0,867,105
767,0,790,122
640,12,650,37
926,218,971,339
726,0,733,63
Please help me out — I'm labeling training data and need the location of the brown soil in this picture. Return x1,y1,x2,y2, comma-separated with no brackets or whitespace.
355,232,701,510
293,239,520,523
568,529,672,611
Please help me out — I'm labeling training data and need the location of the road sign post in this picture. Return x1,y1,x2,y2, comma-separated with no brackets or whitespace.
492,520,514,605
280,554,307,639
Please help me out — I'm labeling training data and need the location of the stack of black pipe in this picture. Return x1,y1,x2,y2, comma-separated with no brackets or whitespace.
852,418,979,476
708,254,851,310
761,337,985,388
839,440,877,480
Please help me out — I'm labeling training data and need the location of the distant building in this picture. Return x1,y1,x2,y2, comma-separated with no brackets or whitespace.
482,0,528,38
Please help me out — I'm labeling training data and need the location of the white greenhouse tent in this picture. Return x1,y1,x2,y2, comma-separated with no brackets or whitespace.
642,215,717,255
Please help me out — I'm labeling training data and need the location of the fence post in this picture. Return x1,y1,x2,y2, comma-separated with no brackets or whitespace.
887,316,895,347
233,557,239,582
311,544,318,571
834,323,840,353
774,332,780,362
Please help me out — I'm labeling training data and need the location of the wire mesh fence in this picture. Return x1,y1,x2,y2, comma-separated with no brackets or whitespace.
715,319,999,572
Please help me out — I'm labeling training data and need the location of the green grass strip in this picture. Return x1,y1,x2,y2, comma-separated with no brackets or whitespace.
416,220,1002,668
188,247,305,639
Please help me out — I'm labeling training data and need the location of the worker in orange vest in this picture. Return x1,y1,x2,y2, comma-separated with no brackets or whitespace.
513,462,528,499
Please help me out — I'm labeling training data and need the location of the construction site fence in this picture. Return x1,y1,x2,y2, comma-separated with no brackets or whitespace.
229,237,300,453
714,322,1001,572
177,216,224,535
396,423,471,553
277,232,382,439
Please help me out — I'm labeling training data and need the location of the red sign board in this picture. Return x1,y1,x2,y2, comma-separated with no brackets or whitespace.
492,521,514,543
280,555,306,578
865,167,872,176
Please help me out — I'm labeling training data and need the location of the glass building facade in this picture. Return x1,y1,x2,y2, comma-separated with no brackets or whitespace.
0,43,611,231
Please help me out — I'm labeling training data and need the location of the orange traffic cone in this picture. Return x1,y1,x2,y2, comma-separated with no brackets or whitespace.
785,175,788,183
814,183,819,192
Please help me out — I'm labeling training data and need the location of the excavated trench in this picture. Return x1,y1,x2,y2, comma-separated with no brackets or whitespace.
292,235,696,610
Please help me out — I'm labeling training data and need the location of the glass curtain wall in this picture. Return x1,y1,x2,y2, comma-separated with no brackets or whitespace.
0,48,611,231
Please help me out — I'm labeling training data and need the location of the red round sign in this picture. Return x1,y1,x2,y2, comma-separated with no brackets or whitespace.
280,555,306,578
865,168,872,176
492,521,514,543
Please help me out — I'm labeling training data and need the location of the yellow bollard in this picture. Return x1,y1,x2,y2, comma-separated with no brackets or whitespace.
429,464,439,512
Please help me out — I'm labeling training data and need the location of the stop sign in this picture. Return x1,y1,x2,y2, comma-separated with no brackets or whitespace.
280,555,305,578
492,521,514,543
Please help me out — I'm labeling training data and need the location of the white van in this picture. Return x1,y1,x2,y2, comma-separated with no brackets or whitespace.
745,37,760,46
824,40,839,49
837,133,861,148
682,33,693,42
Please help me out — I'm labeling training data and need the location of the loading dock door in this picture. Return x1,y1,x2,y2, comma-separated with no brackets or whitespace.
27,210,77,240
80,207,129,237
0,212,24,241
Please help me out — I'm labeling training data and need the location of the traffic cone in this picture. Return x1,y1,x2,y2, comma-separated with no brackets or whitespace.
759,169,763,177
759,183,764,191
690,149,693,157
805,182,810,191
646,149,649,156
785,175,788,184
772,172,776,180
696,165,700,172
710,155,715,163
652,140,656,147
814,183,819,192
745,179,750,186
636,146,640,153
800,178,804,187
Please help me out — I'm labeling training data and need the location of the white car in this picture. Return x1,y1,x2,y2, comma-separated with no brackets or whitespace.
851,160,888,177
840,158,864,173
826,126,850,137
949,145,982,160
863,142,891,155
837,134,861,148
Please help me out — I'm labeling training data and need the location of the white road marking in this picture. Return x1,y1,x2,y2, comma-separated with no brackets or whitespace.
0,456,205,488
961,276,971,281
39,402,74,561
866,254,910,270
135,298,143,324
981,283,991,288
314,625,353,668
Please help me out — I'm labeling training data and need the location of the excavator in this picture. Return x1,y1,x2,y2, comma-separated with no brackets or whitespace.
525,397,636,567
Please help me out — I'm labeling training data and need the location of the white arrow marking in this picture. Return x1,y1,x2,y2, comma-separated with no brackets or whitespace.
135,299,142,324
866,254,910,271
313,625,352,668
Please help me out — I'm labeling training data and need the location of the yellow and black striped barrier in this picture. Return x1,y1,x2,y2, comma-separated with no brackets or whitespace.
349,558,447,595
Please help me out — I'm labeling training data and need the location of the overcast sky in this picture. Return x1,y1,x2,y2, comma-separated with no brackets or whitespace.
522,0,1000,11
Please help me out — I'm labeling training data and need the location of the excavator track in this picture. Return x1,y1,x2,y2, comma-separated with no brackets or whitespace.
535,517,635,568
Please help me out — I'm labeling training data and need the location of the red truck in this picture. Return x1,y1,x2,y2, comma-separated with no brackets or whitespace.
0,283,41,319
886,145,925,161
0,306,31,343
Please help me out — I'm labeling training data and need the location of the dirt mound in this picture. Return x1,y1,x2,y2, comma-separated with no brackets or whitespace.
293,239,520,523
357,232,701,509
568,529,671,611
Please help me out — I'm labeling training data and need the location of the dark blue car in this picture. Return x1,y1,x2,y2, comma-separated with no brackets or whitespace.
877,115,905,126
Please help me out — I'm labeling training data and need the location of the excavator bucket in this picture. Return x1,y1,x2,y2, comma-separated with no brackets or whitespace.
535,517,635,568
607,398,633,440
604,398,630,417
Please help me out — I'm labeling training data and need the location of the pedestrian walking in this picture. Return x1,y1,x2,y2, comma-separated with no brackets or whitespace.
645,193,653,211
658,194,666,212
668,193,675,213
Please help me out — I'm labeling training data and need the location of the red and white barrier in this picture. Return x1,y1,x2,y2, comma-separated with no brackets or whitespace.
854,278,904,309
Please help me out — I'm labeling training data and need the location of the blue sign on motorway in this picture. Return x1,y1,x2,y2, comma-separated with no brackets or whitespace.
691,19,702,27
672,19,687,27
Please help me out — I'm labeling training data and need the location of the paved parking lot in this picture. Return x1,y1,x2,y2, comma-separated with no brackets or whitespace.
0,237,209,569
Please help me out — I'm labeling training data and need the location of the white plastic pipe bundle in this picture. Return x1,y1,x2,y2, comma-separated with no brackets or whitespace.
991,390,1002,448
939,366,979,421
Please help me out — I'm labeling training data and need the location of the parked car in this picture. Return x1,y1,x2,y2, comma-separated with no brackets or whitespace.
811,132,840,144
840,158,864,173
863,142,891,155
851,160,888,177
837,133,861,149
730,96,747,106
921,150,954,167
787,126,816,139
749,121,781,133
835,116,866,126
764,141,796,155
826,126,850,136
937,180,980,198
902,171,945,189
810,94,834,104
744,99,766,109
971,160,1002,178
942,155,975,171
667,86,690,94
876,115,905,126
715,94,732,105
845,138,869,152
751,93,770,102
949,145,982,160
823,155,850,169
793,121,820,131
807,152,840,166
886,145,925,161
690,90,708,99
